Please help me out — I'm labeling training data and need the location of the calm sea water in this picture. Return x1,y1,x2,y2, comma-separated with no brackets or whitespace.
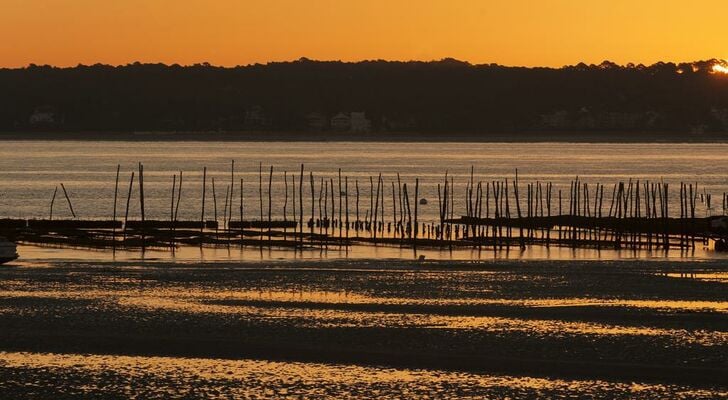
0,140,725,223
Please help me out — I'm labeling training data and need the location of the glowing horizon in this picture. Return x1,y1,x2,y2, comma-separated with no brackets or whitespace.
713,64,728,74
1,0,727,68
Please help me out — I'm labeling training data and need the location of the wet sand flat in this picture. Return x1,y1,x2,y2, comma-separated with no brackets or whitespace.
0,259,726,397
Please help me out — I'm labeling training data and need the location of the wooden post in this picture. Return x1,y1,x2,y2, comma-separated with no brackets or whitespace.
170,174,176,242
414,178,419,243
240,178,244,243
212,178,218,237
369,176,374,226
324,179,329,236
268,166,273,241
397,173,403,227
284,171,288,241
299,165,304,246
290,172,294,241
392,181,397,236
200,167,206,235
373,173,381,241
338,169,342,239
259,163,264,240
113,164,120,236
310,172,315,238
60,183,76,219
123,172,134,239
355,180,360,231
174,171,182,223
230,160,235,229
49,186,58,220
331,177,335,236
138,163,145,223
514,169,523,246
223,185,230,231
318,178,324,239
379,174,384,233
403,183,412,240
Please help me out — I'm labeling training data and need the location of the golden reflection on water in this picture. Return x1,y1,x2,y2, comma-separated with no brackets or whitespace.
663,272,728,282
0,351,722,399
2,287,726,313
2,285,725,346
16,243,728,263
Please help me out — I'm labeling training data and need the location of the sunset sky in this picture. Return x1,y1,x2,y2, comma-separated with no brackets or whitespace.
2,0,727,68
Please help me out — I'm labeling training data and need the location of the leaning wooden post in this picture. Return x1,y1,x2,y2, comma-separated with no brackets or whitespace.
60,183,76,219
372,173,381,241
222,185,230,232
49,186,58,220
123,172,134,240
403,183,412,240
514,169,524,247
174,171,182,245
174,171,182,223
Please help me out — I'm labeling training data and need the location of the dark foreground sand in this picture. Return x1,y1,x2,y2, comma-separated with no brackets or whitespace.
0,259,726,398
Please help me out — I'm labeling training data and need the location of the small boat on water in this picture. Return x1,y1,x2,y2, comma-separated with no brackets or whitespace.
0,238,18,264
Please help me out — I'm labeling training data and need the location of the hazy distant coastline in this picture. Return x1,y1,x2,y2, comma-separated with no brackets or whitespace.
3,60,728,137
1,130,728,143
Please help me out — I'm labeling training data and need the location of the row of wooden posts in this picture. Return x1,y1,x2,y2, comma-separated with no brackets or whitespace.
41,163,725,251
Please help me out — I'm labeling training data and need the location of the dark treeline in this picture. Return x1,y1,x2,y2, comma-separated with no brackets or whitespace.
2,58,728,135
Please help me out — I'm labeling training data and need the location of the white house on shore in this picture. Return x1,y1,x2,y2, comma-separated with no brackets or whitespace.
330,113,351,131
350,112,371,133
29,106,59,126
330,112,371,132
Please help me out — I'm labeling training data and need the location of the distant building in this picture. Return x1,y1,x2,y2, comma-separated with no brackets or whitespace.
330,113,351,131
29,106,60,126
244,105,270,129
305,112,328,131
711,107,728,131
350,112,371,133
330,112,371,132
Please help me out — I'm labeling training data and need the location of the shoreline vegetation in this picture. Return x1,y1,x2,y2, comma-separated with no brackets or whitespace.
3,59,728,137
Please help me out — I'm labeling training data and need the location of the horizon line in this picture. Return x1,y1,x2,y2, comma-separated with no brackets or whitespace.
2,57,727,70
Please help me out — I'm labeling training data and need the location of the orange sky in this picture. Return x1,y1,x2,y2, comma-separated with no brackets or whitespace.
1,0,726,68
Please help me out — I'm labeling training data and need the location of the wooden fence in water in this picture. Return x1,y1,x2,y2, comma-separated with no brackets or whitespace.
2,163,727,252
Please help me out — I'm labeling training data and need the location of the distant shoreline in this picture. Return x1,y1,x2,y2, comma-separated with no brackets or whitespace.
1,131,728,143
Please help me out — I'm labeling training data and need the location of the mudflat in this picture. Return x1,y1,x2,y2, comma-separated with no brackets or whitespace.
0,259,726,398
